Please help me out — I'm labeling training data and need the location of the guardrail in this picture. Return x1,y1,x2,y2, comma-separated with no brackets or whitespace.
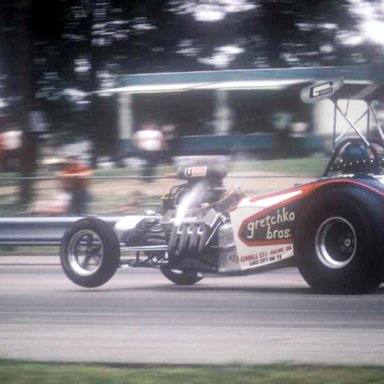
0,216,121,246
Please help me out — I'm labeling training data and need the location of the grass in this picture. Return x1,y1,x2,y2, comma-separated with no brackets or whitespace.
228,157,328,176
93,164,176,178
1,361,384,384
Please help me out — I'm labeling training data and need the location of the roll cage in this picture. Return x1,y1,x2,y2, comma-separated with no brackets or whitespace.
300,79,384,177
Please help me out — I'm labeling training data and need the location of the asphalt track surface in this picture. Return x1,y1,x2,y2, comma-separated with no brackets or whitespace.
1,256,384,366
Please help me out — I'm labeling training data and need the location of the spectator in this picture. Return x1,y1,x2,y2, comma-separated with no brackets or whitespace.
161,124,178,164
271,111,293,157
133,122,165,182
56,156,92,215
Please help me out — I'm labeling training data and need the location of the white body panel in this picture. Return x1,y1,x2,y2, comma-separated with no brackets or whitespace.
229,190,301,271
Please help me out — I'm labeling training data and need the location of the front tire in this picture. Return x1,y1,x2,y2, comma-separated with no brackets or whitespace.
60,217,120,288
295,189,383,294
160,265,203,285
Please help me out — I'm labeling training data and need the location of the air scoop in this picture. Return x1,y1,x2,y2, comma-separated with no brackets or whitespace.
177,165,228,181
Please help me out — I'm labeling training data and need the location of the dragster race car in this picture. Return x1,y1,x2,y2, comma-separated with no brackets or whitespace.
60,79,384,293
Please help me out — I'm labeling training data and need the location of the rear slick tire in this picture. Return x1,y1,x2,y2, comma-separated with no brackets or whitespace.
295,189,383,294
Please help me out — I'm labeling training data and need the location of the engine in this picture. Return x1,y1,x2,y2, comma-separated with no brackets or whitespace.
161,165,228,211
161,165,243,273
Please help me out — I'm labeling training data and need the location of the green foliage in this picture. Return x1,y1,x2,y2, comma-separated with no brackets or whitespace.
1,0,383,141
1,361,384,384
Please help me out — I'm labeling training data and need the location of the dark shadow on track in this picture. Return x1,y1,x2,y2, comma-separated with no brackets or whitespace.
70,280,384,295
71,285,384,296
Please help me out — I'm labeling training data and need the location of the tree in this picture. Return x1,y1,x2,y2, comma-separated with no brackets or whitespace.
1,0,383,162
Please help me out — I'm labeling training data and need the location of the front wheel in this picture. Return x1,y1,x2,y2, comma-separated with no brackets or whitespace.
295,190,383,294
160,265,203,285
60,217,120,288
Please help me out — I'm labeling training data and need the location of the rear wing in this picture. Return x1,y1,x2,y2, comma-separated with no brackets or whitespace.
301,79,384,103
300,79,344,104
300,78,384,149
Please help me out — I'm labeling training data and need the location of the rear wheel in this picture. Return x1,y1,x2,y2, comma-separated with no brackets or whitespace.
314,216,358,269
160,265,203,285
60,217,120,288
295,190,382,294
